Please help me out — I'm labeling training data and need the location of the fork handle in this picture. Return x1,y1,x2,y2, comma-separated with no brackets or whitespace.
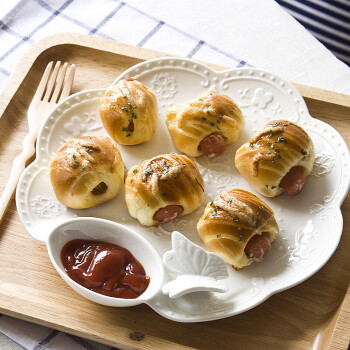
0,129,38,224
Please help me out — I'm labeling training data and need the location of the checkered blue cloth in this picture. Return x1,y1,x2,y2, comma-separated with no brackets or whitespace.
0,1,349,350
0,0,248,91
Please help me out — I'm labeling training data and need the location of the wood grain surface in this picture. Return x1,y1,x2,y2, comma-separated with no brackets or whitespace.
0,33,349,350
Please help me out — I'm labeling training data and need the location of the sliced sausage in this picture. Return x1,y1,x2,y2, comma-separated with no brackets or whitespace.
280,166,307,196
128,121,134,131
244,234,271,260
91,182,107,195
199,133,226,157
153,205,183,223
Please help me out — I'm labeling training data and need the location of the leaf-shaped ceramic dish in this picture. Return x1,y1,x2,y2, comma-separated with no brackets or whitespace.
16,57,350,322
162,231,229,298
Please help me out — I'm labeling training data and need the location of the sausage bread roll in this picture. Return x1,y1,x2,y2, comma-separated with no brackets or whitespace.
235,120,315,197
197,189,279,269
99,78,158,145
166,91,245,157
125,153,204,226
50,136,124,209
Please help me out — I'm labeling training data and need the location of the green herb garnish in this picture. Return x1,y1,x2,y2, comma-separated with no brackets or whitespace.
161,164,170,173
276,136,287,143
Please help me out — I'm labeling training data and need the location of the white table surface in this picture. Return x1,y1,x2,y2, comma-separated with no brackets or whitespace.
0,0,349,349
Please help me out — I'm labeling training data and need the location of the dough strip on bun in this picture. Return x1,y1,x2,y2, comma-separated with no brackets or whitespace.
197,189,279,269
235,120,314,197
125,153,204,226
166,91,244,157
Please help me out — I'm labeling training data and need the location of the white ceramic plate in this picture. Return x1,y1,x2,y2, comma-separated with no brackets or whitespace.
16,57,350,322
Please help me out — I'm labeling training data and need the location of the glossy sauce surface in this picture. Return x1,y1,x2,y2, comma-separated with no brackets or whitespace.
61,239,150,299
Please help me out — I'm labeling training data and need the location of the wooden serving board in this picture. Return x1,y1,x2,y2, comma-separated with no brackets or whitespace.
0,33,349,350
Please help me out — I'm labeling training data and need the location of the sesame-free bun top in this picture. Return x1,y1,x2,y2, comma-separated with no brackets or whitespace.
99,78,158,145
197,188,279,269
50,135,124,209
235,120,314,197
166,91,244,157
125,153,204,226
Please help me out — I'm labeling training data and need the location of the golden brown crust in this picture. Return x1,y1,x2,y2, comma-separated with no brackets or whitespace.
165,91,245,157
197,189,279,269
99,78,158,145
50,136,125,209
235,120,315,197
125,153,205,226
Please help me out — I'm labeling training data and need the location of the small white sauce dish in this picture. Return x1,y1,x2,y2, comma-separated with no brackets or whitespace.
46,217,166,307
46,216,230,309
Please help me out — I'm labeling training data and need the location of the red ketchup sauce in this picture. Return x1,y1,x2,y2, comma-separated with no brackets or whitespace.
61,239,150,299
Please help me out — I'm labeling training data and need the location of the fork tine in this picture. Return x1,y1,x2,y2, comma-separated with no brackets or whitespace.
43,61,61,102
32,61,54,101
59,64,76,102
50,62,68,103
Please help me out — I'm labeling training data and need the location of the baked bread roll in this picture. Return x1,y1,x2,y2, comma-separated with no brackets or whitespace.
235,120,315,197
125,153,204,226
197,189,279,269
166,91,244,157
50,136,124,209
99,78,158,145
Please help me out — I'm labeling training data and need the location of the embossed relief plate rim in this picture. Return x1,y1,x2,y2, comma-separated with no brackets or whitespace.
113,57,309,113
115,56,350,279
16,89,107,241
16,58,350,323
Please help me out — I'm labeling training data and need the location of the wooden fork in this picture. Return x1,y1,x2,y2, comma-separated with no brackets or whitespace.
0,61,76,223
